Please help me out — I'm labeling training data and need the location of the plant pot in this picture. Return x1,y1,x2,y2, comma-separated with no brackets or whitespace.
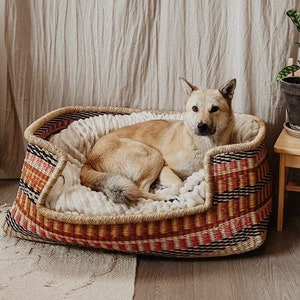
280,76,300,131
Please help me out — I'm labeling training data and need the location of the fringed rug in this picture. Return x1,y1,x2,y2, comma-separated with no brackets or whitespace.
0,205,136,300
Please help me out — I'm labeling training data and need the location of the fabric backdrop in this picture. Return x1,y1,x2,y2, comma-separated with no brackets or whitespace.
1,0,300,178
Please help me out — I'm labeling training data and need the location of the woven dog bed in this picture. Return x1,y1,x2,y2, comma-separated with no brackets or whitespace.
3,106,272,257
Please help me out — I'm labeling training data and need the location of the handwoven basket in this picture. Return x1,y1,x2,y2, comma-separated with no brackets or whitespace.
3,106,272,258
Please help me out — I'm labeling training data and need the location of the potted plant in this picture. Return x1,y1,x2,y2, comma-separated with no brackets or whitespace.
277,9,300,131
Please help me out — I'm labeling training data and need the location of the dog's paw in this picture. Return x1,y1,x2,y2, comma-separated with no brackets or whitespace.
164,197,179,203
155,188,180,202
156,187,179,196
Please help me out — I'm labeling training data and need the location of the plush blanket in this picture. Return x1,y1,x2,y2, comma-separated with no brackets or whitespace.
45,112,207,217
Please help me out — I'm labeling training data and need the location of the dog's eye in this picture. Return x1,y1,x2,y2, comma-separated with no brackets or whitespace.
192,106,198,112
210,106,219,113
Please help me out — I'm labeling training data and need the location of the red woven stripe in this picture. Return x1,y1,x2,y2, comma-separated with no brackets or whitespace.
8,198,271,254
25,152,55,174
155,241,162,251
167,240,175,251
191,235,199,247
21,162,50,192
14,183,270,246
212,146,267,177
37,120,73,139
213,159,269,194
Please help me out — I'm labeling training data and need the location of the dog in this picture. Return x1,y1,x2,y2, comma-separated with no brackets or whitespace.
80,78,236,204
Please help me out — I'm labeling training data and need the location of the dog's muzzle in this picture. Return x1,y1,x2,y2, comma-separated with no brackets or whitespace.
196,122,216,136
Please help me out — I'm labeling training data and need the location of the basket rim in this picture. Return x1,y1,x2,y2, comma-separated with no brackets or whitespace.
23,106,266,225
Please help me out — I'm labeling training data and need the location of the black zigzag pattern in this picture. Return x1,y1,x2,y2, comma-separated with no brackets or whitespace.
213,173,272,204
19,179,40,204
143,218,269,257
27,144,57,166
212,145,264,164
5,212,53,243
34,112,99,137
34,111,126,137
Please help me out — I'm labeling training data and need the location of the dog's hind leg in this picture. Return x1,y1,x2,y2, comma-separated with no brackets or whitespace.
156,166,184,198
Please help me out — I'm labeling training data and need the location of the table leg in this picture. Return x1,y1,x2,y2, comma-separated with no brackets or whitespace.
277,154,287,231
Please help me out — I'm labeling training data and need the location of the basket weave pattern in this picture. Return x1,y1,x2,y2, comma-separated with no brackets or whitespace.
3,107,272,257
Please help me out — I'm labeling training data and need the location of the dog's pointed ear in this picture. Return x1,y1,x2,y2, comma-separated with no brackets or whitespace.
219,79,236,102
179,77,198,96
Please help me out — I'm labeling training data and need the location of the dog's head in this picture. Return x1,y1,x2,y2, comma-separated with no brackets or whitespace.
180,77,236,138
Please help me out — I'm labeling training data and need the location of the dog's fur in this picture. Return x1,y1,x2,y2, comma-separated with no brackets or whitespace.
80,78,236,204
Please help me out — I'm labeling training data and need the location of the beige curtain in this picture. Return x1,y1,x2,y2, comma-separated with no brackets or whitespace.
1,0,300,178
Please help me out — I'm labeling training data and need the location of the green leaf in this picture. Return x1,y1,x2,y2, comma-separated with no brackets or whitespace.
287,9,300,32
276,64,300,81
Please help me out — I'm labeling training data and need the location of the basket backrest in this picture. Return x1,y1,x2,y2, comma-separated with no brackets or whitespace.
231,114,260,144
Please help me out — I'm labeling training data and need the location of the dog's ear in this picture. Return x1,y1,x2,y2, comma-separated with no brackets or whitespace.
219,79,236,102
179,77,198,96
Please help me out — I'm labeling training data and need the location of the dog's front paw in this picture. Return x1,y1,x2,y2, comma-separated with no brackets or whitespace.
163,196,179,203
156,184,181,195
154,190,179,202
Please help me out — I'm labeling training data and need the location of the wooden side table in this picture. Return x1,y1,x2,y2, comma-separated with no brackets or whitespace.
274,129,300,231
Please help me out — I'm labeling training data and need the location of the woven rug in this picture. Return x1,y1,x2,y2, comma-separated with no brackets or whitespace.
0,205,137,300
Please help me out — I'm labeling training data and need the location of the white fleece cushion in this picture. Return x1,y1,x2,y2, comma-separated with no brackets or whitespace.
45,112,207,217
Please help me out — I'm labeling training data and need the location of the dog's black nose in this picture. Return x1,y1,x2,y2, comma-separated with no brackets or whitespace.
197,122,209,134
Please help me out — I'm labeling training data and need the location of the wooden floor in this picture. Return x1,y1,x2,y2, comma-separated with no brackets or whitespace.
1,180,300,300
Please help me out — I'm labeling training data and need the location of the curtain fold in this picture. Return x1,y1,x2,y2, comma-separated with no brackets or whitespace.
1,0,300,178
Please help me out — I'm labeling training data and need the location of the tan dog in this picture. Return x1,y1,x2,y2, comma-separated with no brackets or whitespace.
80,78,236,204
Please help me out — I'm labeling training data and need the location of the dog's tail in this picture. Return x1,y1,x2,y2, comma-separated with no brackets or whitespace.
80,164,164,205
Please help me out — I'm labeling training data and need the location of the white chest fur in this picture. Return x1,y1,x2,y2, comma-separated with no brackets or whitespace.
164,135,213,180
